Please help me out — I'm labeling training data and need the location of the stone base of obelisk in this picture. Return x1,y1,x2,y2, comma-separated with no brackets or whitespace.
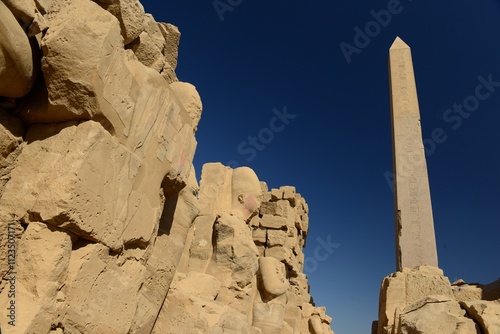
374,265,500,334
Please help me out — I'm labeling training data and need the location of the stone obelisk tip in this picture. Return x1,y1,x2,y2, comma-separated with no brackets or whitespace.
390,36,410,50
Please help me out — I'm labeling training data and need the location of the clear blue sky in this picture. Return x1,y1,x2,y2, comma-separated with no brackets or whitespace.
142,1,500,333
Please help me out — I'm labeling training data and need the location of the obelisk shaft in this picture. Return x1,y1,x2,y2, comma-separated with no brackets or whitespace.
389,37,438,271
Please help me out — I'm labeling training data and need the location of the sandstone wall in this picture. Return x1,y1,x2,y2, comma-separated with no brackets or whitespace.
0,1,334,333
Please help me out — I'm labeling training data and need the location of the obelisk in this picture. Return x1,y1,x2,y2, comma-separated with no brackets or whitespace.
389,37,438,271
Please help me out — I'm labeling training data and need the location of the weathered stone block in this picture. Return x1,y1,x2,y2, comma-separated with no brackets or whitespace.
281,186,296,205
213,213,259,288
398,296,479,334
97,0,146,45
270,188,283,201
253,302,285,334
158,22,180,69
265,246,292,264
252,228,267,245
261,214,287,230
267,229,288,247
460,300,500,334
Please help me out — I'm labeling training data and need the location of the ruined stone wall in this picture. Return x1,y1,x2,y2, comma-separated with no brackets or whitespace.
156,163,334,334
0,0,334,333
375,266,500,334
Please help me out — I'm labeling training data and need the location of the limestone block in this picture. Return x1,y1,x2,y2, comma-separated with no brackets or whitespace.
0,222,71,333
252,227,267,245
452,283,483,302
97,0,146,45
127,14,166,72
277,200,295,221
265,246,294,267
61,243,144,333
378,266,453,334
267,229,288,247
301,302,315,319
460,300,500,334
397,296,479,334
261,200,294,223
258,257,289,297
271,188,283,201
378,271,406,333
40,0,121,120
215,283,255,316
284,305,302,334
158,22,180,69
231,167,262,221
249,215,261,228
199,163,233,215
151,288,210,334
0,1,36,98
216,309,255,334
295,194,306,211
213,213,259,288
261,214,287,229
170,81,202,131
173,271,222,300
253,302,286,334
262,190,272,202
260,202,279,216
453,280,500,302
402,266,453,302
0,121,162,250
187,215,217,273
281,186,296,205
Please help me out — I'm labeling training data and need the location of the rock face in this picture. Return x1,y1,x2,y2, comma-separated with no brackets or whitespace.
0,1,334,333
376,266,500,334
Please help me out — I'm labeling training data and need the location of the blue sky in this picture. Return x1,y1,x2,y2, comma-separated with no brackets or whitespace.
142,1,500,333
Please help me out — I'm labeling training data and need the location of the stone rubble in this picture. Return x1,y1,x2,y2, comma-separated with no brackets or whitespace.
375,266,500,334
